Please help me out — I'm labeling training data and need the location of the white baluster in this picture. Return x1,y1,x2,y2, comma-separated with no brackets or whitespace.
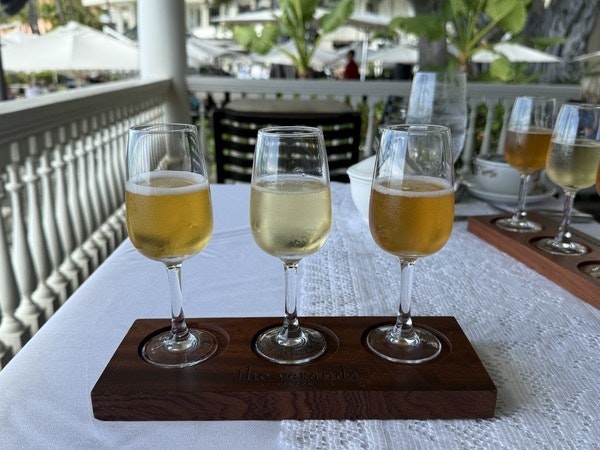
479,99,497,156
83,134,110,260
0,180,30,359
39,149,71,304
459,98,481,176
104,121,125,244
92,127,118,254
74,138,102,267
496,99,512,155
53,146,82,290
6,164,44,334
64,140,93,279
24,156,59,320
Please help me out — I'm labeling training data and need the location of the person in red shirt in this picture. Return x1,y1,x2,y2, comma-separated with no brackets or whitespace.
343,50,360,80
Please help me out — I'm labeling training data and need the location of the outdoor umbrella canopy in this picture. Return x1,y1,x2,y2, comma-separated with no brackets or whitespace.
365,44,418,66
252,40,338,69
186,37,239,66
471,42,562,63
2,21,139,73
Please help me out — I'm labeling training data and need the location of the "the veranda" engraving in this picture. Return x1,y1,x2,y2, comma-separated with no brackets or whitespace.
238,365,359,386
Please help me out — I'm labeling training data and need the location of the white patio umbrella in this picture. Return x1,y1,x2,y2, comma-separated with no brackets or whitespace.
210,9,279,25
2,21,139,73
252,40,338,70
471,42,561,63
186,37,239,66
366,44,418,66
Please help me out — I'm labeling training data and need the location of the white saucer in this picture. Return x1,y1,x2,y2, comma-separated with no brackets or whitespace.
463,175,556,204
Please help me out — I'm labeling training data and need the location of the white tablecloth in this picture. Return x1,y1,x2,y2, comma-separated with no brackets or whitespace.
1,183,599,449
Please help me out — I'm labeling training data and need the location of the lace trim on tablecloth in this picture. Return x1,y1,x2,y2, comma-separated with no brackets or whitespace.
280,183,600,449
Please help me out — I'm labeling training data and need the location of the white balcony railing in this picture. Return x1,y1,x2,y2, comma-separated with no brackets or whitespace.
0,78,170,368
0,76,582,369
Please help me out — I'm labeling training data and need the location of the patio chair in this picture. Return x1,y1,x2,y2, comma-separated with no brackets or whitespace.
212,106,362,183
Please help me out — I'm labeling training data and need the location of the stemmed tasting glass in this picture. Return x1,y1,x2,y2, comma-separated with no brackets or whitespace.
367,124,454,364
405,71,467,165
535,104,600,255
495,96,555,232
126,123,217,368
250,126,332,365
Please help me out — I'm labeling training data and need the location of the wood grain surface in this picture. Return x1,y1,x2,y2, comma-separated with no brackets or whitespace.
92,316,496,421
468,214,600,310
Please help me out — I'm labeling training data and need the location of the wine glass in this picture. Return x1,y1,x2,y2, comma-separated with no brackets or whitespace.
405,71,467,164
367,124,454,364
125,123,217,368
535,103,600,255
495,96,555,232
250,126,331,365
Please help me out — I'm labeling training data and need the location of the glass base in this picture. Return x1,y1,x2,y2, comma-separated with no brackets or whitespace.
255,326,326,365
581,263,600,279
534,237,589,256
366,325,441,364
495,216,542,233
142,328,217,368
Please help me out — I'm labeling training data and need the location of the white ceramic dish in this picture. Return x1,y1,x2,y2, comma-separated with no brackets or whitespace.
346,156,375,223
464,175,555,204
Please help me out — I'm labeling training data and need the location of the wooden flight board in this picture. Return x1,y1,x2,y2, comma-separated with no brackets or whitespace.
468,213,600,310
91,316,497,421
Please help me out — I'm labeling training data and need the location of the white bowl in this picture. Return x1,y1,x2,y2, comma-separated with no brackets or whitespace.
346,156,375,223
473,154,533,196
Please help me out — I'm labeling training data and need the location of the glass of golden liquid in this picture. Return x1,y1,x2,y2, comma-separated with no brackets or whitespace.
125,123,217,368
495,96,555,232
367,124,454,364
535,104,600,255
250,126,332,364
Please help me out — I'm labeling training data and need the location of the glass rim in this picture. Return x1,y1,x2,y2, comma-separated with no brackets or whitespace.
129,123,197,134
258,125,323,137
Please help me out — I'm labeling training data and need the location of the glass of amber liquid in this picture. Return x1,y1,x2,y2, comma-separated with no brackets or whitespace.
535,104,600,255
250,126,332,364
367,124,454,364
496,96,555,232
125,123,217,368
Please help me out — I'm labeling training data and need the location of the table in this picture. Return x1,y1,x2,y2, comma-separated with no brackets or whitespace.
1,184,599,449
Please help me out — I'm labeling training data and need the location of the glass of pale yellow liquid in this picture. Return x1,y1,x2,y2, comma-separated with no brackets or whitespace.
125,123,217,368
367,124,454,363
250,126,331,364
495,96,555,232
535,104,600,255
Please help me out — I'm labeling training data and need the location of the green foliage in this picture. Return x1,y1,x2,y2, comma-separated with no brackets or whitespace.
231,0,354,77
1,0,104,30
390,0,537,80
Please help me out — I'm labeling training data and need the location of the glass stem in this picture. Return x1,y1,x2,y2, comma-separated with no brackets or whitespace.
280,262,301,340
166,263,189,342
512,173,530,221
389,259,417,345
554,191,576,244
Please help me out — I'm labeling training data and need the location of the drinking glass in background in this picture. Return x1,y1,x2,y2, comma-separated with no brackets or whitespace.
250,126,332,364
495,96,555,232
535,104,600,255
367,124,454,364
405,71,467,165
126,123,217,368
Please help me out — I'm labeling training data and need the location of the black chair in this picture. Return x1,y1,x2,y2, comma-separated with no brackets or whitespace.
212,107,362,183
